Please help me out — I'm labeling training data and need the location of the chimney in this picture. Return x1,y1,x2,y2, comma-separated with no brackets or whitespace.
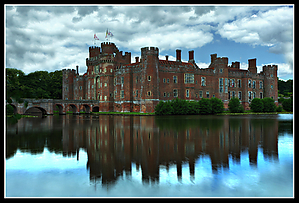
176,49,181,62
248,58,256,68
188,50,194,63
135,56,139,63
76,65,79,75
165,55,169,61
211,54,217,63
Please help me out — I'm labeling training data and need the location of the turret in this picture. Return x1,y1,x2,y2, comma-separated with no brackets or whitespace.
262,64,278,103
101,42,117,54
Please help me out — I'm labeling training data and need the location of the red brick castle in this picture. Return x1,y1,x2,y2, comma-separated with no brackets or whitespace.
62,42,278,113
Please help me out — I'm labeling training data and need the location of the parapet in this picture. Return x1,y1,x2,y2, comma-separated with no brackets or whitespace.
141,47,159,57
262,64,278,71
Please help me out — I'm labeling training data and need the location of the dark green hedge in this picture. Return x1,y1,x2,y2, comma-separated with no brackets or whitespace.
155,98,224,115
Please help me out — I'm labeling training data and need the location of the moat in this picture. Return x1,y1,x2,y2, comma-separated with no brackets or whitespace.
5,114,293,197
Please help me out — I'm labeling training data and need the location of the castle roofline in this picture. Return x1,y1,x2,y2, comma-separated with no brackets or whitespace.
159,59,193,66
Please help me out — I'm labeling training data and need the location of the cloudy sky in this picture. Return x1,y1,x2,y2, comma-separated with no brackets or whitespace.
5,4,293,80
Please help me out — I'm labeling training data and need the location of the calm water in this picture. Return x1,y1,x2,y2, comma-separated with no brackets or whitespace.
5,114,293,197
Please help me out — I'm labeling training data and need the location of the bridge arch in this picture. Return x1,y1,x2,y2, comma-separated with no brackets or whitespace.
80,104,91,113
92,106,99,112
65,104,78,114
24,106,47,115
8,104,18,114
54,104,64,114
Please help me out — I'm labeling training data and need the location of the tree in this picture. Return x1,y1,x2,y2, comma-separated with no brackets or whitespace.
228,97,244,113
198,98,212,114
171,98,189,115
282,98,293,112
210,97,224,114
262,97,276,112
250,98,264,112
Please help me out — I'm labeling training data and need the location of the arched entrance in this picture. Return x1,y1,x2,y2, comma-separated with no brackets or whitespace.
24,107,47,115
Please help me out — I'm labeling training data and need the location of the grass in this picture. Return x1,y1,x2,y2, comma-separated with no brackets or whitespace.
91,111,155,116
217,111,293,115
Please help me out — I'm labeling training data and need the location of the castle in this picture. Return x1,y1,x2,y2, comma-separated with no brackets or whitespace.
62,42,278,113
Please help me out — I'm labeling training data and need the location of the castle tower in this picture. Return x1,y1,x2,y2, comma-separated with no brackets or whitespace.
262,65,278,104
140,47,159,112
62,69,76,100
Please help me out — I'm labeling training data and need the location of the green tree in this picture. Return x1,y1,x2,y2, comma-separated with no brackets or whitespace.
210,97,224,114
282,98,293,112
198,98,212,114
171,98,189,115
228,97,244,113
250,98,264,112
262,97,276,112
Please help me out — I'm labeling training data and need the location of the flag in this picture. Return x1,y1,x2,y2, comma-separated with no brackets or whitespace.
105,29,113,38
94,34,99,40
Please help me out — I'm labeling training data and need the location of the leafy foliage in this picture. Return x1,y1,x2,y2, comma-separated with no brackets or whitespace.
6,68,62,102
250,98,264,112
155,98,224,115
282,98,293,112
228,97,244,113
262,97,276,112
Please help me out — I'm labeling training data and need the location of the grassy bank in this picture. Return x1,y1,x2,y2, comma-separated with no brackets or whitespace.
91,112,155,116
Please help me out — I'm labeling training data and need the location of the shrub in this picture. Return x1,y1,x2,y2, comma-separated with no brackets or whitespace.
228,97,244,113
282,98,293,112
198,98,212,114
210,97,224,114
6,104,14,115
262,97,276,112
154,100,173,115
276,105,283,112
171,98,189,115
250,98,264,112
188,101,200,114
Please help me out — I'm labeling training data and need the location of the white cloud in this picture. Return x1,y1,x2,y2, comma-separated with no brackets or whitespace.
5,5,293,80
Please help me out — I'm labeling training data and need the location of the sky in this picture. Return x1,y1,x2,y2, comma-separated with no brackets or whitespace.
5,5,294,80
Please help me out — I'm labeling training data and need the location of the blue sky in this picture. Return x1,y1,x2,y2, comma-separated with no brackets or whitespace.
5,5,293,80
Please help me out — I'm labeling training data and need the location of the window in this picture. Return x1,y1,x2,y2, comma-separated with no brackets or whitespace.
248,91,252,101
206,91,209,98
238,91,242,100
231,79,235,87
120,90,124,98
136,90,138,97
248,79,251,88
173,89,178,97
104,96,107,101
225,78,228,93
259,81,263,89
238,79,241,88
219,78,223,93
201,77,206,86
121,77,124,84
114,90,117,99
186,89,189,98
114,78,117,86
253,80,256,89
148,76,151,81
199,90,203,98
164,92,166,97
173,76,177,83
220,69,223,73
147,91,151,96
260,92,263,99
79,86,82,90
228,91,230,100
232,91,235,98
184,73,194,84
167,78,170,83
271,85,273,89
104,83,107,87
253,92,256,99
163,78,166,83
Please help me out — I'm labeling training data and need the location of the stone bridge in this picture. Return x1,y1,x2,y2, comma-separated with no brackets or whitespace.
9,99,101,115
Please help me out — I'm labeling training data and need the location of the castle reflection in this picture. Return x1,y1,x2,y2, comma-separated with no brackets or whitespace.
61,115,278,185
